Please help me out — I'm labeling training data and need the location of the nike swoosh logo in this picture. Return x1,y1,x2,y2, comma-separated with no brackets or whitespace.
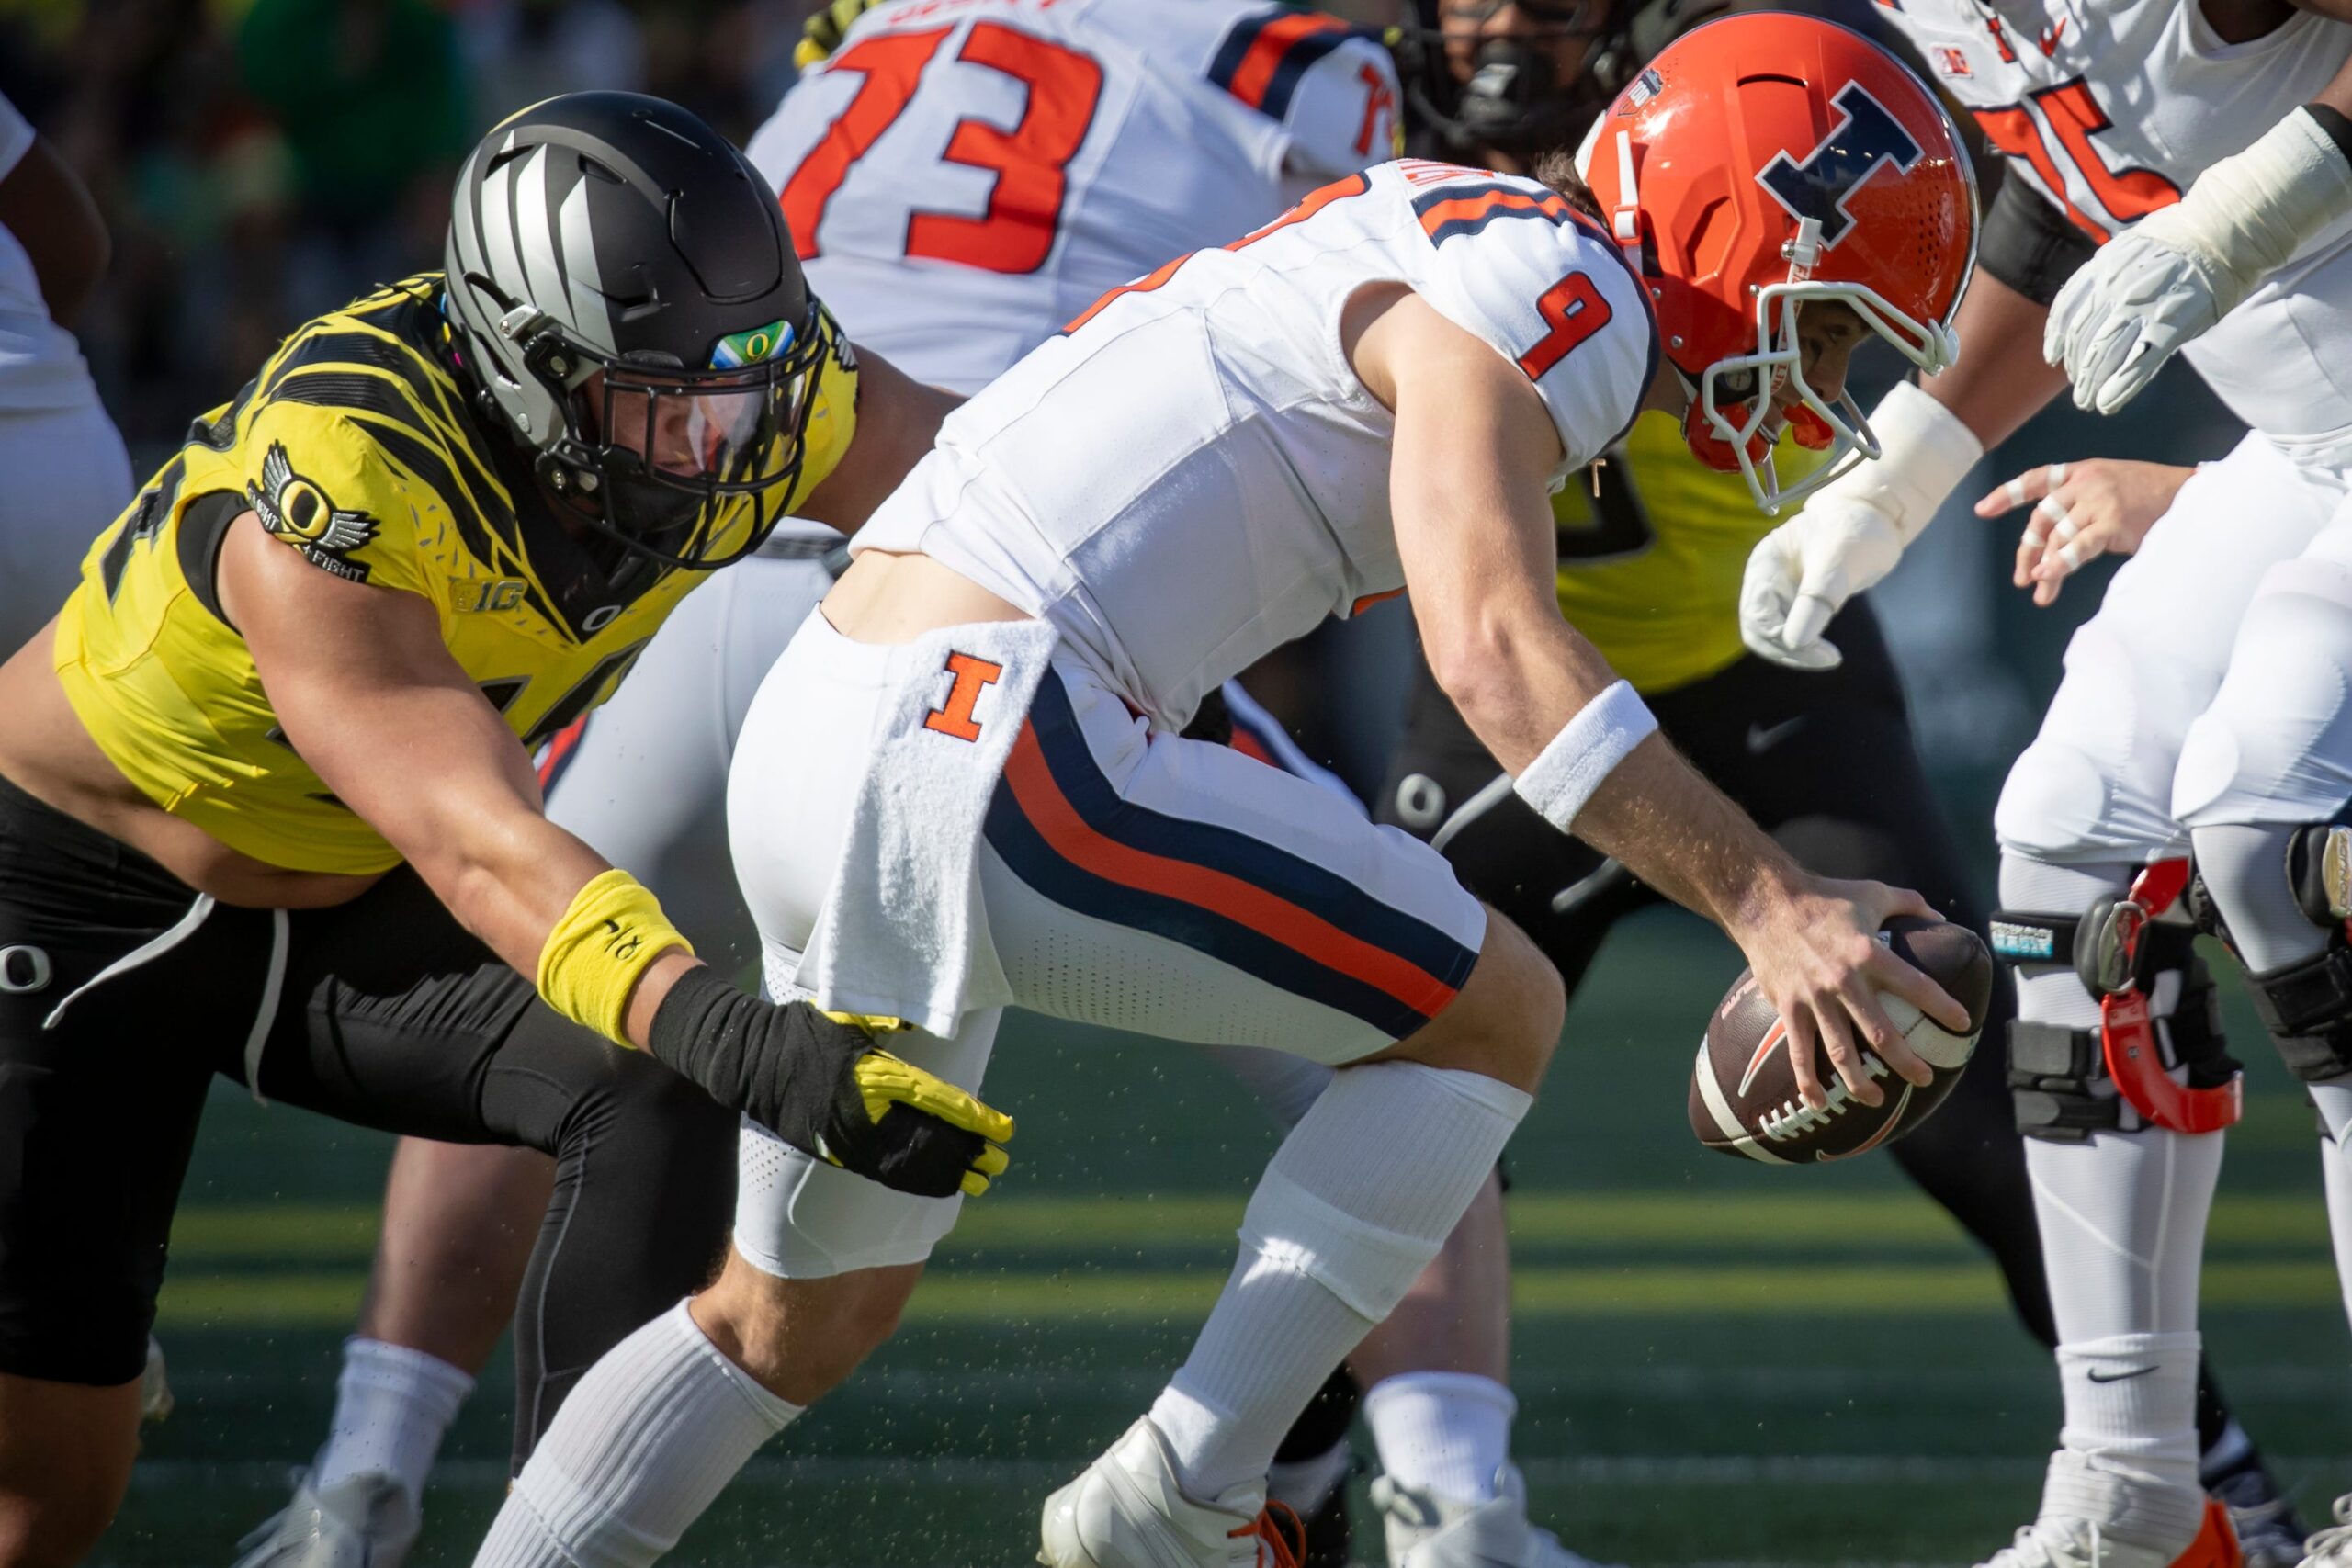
1747,716,1804,753
2087,1366,2154,1383
2038,18,2065,53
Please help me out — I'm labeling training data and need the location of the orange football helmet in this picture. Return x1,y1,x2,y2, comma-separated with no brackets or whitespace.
1578,13,1977,511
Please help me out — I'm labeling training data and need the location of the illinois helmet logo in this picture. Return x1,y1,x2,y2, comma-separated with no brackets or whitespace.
250,442,378,582
1754,81,1926,249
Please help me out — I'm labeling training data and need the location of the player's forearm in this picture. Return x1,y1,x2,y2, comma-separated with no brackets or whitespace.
401,796,700,1049
1567,736,1808,935
1433,608,1806,928
1918,270,2067,449
1424,595,1622,779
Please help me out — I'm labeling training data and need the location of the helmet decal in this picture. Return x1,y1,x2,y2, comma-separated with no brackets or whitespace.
711,318,794,370
1755,83,1927,250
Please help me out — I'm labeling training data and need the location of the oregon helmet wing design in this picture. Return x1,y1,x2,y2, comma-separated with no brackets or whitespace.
1579,14,1977,512
446,90,824,570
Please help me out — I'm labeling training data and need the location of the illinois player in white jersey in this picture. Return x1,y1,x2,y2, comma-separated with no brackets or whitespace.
469,19,1982,1566
1736,3,2352,1565
0,91,134,653
235,7,1405,1565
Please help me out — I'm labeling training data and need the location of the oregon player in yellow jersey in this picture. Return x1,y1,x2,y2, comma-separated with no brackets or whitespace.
54,271,860,875
0,92,1011,1566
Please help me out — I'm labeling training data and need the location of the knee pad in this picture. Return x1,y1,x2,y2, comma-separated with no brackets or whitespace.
1997,921,2238,1142
2172,559,2352,831
1996,735,2128,866
2200,818,2352,1084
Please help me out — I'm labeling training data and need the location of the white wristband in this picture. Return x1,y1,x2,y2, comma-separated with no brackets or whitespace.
1808,379,1984,547
1512,680,1658,835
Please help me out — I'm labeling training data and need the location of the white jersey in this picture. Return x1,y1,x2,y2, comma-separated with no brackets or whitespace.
1878,0,2352,464
851,158,1657,731
0,93,104,413
746,0,1402,399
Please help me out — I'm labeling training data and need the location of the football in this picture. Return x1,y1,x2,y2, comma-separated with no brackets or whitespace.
1689,917,1995,1165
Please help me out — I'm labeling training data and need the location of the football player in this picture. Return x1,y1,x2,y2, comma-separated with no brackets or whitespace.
0,92,1012,1567
1374,0,2312,1560
0,90,134,660
468,17,1980,1568
1736,2,2352,1563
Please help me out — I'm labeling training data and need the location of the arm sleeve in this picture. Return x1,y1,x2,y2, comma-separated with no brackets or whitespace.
232,400,439,599
1418,192,1658,477
0,94,33,182
1979,168,2096,306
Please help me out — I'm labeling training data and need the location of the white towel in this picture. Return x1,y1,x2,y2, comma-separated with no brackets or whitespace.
795,619,1060,1036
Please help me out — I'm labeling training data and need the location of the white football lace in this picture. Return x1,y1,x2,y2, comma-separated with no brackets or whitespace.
1758,1055,1892,1142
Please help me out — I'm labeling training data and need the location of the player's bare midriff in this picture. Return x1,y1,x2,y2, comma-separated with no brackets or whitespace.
0,624,380,909
820,548,1031,644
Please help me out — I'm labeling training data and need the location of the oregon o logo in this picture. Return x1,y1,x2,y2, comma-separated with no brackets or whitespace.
0,945,51,994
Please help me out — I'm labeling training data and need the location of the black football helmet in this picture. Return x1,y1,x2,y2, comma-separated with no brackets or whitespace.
1388,0,1730,161
444,91,825,570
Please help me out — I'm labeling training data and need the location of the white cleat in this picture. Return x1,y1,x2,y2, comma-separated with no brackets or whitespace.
1040,1417,1304,1567
230,1471,418,1568
2300,1495,2352,1568
1977,1454,2240,1568
140,1335,173,1423
1370,1466,1619,1568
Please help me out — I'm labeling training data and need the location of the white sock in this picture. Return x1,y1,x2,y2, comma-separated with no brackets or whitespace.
472,1301,801,1568
2315,1082,2352,1334
1265,1438,1353,1519
2055,1332,2202,1495
1363,1371,1516,1503
313,1337,474,1513
1148,1062,1531,1502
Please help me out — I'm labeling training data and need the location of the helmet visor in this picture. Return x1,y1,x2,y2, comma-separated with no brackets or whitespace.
597,358,810,491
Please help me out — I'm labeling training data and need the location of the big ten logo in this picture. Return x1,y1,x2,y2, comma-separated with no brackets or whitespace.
460,579,529,615
923,650,1005,742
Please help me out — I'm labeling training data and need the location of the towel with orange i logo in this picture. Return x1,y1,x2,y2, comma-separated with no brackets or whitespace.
795,619,1059,1036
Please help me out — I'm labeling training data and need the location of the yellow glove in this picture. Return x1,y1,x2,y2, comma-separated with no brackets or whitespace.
797,0,885,70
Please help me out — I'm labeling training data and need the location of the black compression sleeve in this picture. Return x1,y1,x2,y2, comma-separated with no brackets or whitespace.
2307,102,2352,166
646,963,852,1144
1980,173,2098,307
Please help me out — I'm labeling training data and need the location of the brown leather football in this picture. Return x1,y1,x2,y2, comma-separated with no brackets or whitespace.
1689,917,1994,1164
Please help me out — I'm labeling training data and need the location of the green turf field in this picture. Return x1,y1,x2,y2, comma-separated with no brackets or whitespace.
111,914,2351,1567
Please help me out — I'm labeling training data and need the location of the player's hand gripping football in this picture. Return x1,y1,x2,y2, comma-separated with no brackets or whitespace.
1973,458,2193,606
649,970,1012,1199
1724,874,1973,1112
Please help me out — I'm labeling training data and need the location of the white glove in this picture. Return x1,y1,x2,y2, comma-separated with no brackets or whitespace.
1738,382,1983,671
2046,107,2352,415
1740,498,1906,671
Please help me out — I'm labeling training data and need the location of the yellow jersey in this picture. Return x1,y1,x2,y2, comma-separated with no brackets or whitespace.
1552,411,1828,695
55,276,861,876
